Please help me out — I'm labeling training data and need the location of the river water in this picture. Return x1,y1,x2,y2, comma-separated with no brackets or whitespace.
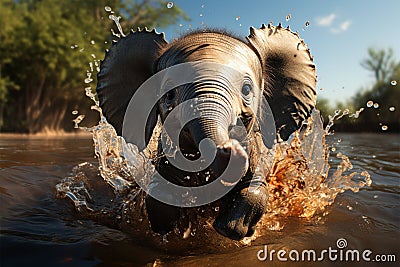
0,133,399,266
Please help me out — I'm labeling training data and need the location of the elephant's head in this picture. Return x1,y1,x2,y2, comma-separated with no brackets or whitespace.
96,24,316,240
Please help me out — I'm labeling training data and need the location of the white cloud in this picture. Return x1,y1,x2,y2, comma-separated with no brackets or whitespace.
331,20,352,33
340,20,351,31
316,13,336,27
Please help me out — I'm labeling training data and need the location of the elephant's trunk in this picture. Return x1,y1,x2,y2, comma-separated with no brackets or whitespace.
182,90,233,150
180,89,249,179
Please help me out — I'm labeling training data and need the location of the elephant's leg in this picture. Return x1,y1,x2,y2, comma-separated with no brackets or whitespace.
145,174,181,234
213,181,268,240
145,195,180,234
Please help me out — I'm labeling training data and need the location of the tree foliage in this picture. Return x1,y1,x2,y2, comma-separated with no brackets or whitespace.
0,0,187,132
318,47,400,133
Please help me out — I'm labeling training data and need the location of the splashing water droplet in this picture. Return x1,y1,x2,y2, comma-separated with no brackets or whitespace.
236,16,240,21
73,115,85,128
391,80,397,86
286,14,291,21
331,147,336,152
305,21,310,27
199,13,203,17
389,106,395,112
105,6,112,12
366,100,373,107
108,14,126,37
84,77,93,84
90,40,95,45
201,4,205,8
381,125,388,131
72,110,78,115
167,2,174,8
373,103,379,108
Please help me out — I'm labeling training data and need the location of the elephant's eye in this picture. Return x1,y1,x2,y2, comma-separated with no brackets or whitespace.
165,89,177,103
241,83,252,96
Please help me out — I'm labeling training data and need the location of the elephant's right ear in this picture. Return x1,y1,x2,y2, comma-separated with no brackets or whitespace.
96,28,168,145
247,24,317,141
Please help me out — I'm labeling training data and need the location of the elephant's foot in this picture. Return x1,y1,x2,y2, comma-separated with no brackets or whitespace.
146,195,180,235
213,184,268,240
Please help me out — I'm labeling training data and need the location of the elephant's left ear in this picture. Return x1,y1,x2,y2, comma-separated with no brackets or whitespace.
247,24,317,141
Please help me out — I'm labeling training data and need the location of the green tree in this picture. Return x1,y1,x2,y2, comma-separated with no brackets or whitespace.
360,47,397,83
0,0,188,133
333,47,400,132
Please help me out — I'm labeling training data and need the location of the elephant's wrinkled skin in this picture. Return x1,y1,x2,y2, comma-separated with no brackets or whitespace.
96,24,316,240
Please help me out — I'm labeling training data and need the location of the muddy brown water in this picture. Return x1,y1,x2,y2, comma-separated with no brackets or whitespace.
0,133,399,266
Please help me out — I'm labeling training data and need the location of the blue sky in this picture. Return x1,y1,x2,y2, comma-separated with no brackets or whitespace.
158,0,400,106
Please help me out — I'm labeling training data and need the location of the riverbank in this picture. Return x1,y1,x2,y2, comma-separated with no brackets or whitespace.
0,131,92,139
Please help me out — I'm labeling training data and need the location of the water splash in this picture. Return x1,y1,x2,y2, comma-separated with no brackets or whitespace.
57,106,371,245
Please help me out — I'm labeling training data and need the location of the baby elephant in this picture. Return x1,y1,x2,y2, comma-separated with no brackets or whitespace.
96,23,316,240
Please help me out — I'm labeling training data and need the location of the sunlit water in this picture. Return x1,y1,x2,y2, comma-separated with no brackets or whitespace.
1,128,399,266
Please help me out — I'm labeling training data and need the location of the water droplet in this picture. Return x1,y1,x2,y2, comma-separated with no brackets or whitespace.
305,21,310,27
199,13,203,17
331,147,336,152
72,110,78,115
337,139,341,143
390,80,397,86
70,45,75,49
373,103,379,108
167,2,174,8
105,6,112,12
366,100,373,107
84,73,93,84
91,54,96,59
286,14,291,21
214,207,219,211
201,4,205,8
179,23,183,27
389,106,395,112
84,78,92,84
347,205,353,211
381,125,388,131
235,16,240,21
90,40,95,45
73,115,85,128
373,195,378,199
